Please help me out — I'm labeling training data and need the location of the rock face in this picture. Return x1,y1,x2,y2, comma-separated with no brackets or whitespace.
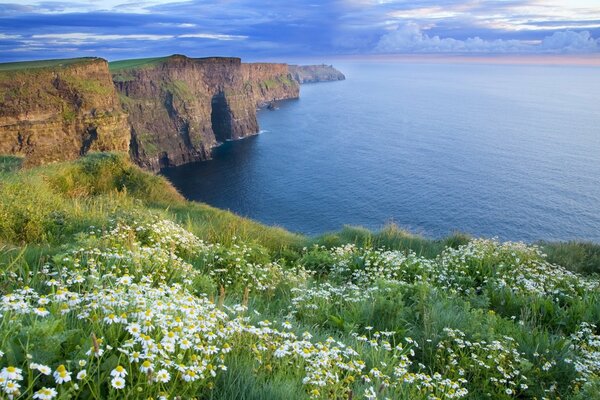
0,56,341,171
289,64,345,84
113,56,299,171
0,58,130,166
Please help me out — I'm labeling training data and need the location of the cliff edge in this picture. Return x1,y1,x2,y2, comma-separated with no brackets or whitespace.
0,58,130,166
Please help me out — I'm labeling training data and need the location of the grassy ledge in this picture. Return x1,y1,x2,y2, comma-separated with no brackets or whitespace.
0,58,101,72
0,153,599,400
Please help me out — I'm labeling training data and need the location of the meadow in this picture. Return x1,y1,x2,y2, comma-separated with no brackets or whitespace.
0,153,599,399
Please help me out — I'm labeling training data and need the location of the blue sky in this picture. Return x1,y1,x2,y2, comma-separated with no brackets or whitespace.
1,0,599,62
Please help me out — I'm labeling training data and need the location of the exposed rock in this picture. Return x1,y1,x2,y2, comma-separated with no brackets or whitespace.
113,55,299,171
0,56,342,172
0,58,130,166
289,64,345,83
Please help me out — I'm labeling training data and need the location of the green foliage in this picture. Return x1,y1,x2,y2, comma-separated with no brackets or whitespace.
0,152,599,400
298,246,335,276
0,155,23,173
542,241,600,275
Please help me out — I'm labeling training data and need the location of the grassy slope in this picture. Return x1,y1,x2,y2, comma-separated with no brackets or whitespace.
0,152,303,252
0,153,599,400
0,152,597,269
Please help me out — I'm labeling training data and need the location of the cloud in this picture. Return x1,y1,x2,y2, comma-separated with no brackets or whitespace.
24,31,248,47
179,33,248,41
374,23,599,54
32,33,173,42
1,0,600,61
540,30,599,52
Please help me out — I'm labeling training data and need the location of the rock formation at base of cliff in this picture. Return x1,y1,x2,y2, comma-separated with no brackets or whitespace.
112,55,299,171
0,58,130,166
289,64,345,83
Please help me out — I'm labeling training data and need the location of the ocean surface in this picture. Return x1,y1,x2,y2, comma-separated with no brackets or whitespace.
162,62,600,241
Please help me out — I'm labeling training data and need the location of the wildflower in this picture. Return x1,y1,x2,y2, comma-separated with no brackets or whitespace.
140,360,153,373
111,377,126,389
542,362,553,371
30,363,52,375
77,370,87,380
111,365,128,378
53,365,71,384
182,369,199,382
1,366,23,381
4,380,20,395
34,307,50,317
155,369,171,383
33,387,58,400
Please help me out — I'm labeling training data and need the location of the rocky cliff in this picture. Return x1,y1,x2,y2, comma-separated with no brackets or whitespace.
289,64,345,83
112,55,299,171
0,56,341,171
0,58,130,166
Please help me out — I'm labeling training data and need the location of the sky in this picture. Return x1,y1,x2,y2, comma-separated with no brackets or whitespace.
1,0,600,62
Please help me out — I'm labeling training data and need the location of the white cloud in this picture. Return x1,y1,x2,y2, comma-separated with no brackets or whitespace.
374,24,600,54
27,32,248,45
32,33,173,44
540,30,599,52
179,33,248,41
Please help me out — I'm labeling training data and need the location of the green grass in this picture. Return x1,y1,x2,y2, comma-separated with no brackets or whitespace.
0,155,23,173
108,56,169,71
0,152,599,400
0,57,99,72
0,152,303,250
541,241,600,275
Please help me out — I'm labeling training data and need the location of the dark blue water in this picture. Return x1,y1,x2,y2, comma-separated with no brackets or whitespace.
163,62,600,241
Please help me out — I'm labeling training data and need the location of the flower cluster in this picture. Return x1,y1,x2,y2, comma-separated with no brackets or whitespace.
435,328,530,399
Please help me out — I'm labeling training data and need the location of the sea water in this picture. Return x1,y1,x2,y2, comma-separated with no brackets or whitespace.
163,61,600,241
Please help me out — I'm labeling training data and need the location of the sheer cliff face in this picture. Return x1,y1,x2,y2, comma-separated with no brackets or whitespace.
0,58,130,166
114,56,299,171
0,55,301,171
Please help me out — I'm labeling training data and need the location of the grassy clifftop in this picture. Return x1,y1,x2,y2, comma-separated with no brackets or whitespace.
0,153,599,400
0,57,100,72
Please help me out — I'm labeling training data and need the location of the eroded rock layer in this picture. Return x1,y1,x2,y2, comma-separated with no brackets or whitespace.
0,58,130,166
114,56,299,171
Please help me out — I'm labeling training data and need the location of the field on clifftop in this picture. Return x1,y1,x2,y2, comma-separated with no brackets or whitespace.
0,153,599,400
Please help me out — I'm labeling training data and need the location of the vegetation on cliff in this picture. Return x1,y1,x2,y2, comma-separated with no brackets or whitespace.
0,153,599,399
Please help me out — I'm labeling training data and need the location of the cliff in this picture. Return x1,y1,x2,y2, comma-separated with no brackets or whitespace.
289,64,345,83
0,58,130,166
0,55,339,171
112,55,299,171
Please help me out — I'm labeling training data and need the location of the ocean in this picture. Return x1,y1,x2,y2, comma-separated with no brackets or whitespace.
162,61,600,241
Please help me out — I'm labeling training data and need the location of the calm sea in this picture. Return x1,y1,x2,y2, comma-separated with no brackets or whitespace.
162,62,600,241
